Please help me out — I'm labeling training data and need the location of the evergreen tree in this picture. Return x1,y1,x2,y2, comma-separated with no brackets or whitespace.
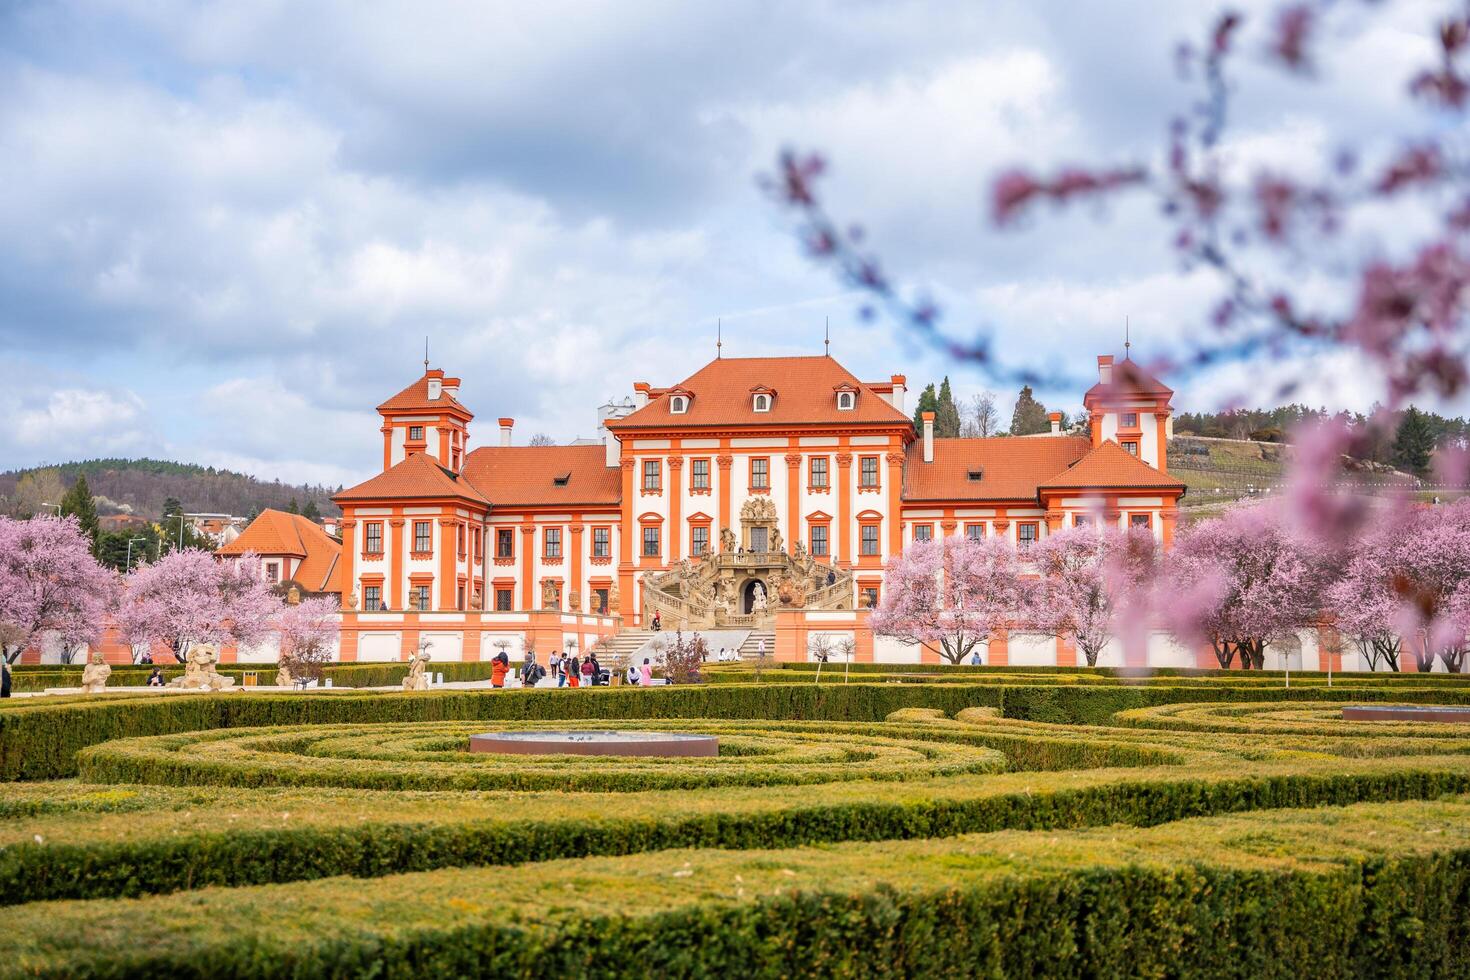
302,500,322,522
286,498,300,515
59,473,99,542
1392,407,1435,473
161,496,184,518
246,505,261,523
911,383,939,434
1009,386,1050,435
935,377,962,437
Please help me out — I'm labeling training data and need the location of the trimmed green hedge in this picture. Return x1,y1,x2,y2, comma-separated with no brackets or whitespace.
10,682,1470,781
7,660,507,692
6,797,1470,977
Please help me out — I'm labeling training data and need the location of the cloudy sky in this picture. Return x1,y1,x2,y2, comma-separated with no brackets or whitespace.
0,0,1450,487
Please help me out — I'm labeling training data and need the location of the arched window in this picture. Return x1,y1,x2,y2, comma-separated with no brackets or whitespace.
670,395,688,414
837,391,855,410
753,393,771,412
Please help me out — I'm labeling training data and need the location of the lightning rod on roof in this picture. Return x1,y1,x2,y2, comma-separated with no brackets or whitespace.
716,318,722,359
424,336,430,372
825,316,830,356
1124,317,1131,360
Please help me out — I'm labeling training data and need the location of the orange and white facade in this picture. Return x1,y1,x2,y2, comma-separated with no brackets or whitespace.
318,352,1195,664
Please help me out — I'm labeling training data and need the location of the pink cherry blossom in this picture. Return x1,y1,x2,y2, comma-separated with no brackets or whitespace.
115,548,280,661
0,516,116,663
871,535,1027,664
1028,525,1160,667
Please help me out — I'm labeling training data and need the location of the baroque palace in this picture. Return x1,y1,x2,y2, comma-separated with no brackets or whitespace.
238,350,1198,665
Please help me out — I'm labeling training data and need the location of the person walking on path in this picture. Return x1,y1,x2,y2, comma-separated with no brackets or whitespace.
490,649,509,688
566,654,580,688
639,658,653,687
549,650,562,687
580,656,595,687
756,638,766,660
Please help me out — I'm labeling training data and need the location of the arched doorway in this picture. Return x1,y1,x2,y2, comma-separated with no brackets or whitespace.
742,579,767,614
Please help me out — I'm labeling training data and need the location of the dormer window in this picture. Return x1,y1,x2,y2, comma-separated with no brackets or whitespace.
553,472,571,486
837,391,855,411
670,395,689,414
967,468,983,481
753,393,771,413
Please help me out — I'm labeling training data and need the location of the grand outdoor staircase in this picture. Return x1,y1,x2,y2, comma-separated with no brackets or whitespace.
738,629,776,660
594,629,656,665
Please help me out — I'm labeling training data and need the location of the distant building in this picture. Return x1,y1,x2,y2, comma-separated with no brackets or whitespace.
217,509,342,595
98,514,150,534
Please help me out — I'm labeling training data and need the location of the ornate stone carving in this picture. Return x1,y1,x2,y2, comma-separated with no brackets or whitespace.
751,581,768,614
402,646,431,691
715,454,734,468
740,497,778,523
567,588,581,611
608,583,621,613
770,527,784,554
541,579,559,609
720,526,738,553
168,643,235,691
275,662,294,687
347,589,359,610
836,453,853,466
80,652,111,694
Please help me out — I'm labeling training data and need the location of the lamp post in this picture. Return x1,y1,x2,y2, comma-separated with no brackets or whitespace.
177,513,186,551
39,502,61,516
125,536,148,571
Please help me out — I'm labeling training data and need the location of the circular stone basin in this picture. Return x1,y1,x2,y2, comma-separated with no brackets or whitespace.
1341,705,1470,724
467,730,719,758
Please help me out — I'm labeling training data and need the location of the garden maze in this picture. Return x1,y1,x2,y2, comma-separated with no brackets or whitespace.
4,666,1470,976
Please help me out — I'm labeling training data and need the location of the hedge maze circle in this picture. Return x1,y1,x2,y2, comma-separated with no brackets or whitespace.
10,677,1470,975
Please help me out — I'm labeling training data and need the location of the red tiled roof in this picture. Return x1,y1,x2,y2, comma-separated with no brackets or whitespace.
1085,358,1173,400
903,436,1091,501
218,509,342,592
334,452,490,505
1038,439,1186,491
462,445,620,508
377,369,472,416
609,356,912,429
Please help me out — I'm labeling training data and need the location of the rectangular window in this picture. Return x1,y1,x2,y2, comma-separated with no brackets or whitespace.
1018,522,1038,547
495,588,513,611
364,586,382,611
691,525,709,556
642,526,660,557
496,528,514,558
456,584,465,609
860,456,879,487
593,527,610,557
750,457,769,489
643,459,661,491
408,425,425,440
860,525,879,555
594,588,610,614
913,524,933,542
809,456,828,488
413,521,432,553
1122,441,1139,456
364,522,383,554
691,458,709,489
749,526,768,552
811,525,829,556
413,585,430,611
1121,412,1138,427
965,523,985,540
457,524,466,555
544,527,562,558
1130,513,1152,528
266,563,280,584
472,526,482,559
1073,514,1093,526
861,586,879,609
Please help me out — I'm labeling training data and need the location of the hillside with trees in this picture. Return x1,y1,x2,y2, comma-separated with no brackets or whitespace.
0,459,341,522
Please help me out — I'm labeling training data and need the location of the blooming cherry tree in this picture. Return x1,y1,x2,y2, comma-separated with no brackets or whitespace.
0,516,115,664
1029,526,1160,668
276,596,340,682
1370,500,1470,672
116,549,279,662
1167,505,1324,669
871,535,1027,664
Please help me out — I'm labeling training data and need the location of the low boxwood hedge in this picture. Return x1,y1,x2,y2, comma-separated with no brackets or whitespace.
6,796,1470,977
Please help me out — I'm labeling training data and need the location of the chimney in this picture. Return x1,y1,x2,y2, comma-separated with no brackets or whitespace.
427,378,442,401
498,417,514,447
1049,411,1062,434
922,410,935,463
441,376,460,398
606,432,621,467
890,374,907,413
632,382,651,409
1098,355,1114,385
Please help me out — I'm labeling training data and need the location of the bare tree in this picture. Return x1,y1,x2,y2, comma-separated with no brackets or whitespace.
527,434,556,447
961,392,999,438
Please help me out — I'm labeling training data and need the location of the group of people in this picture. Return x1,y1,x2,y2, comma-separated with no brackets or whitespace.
508,649,657,688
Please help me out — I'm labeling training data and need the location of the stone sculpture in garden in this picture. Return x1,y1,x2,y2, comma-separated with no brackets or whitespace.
80,652,111,693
